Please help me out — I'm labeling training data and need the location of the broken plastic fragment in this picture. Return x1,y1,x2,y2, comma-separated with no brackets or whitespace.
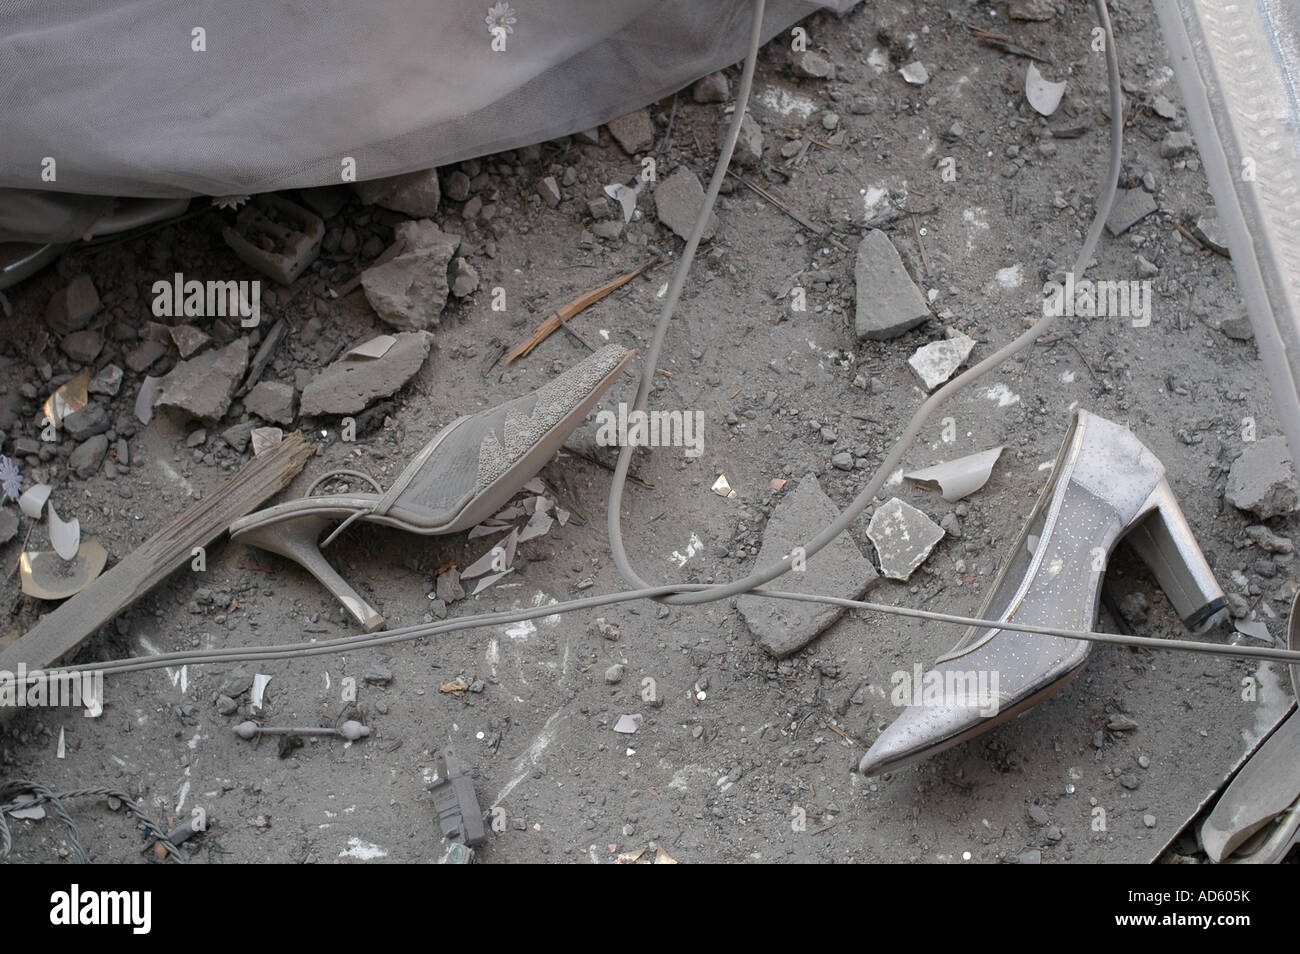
19,483,52,519
251,427,284,456
711,474,737,499
904,446,1004,502
43,370,90,428
20,540,108,600
470,568,514,595
347,334,396,359
47,504,81,561
251,673,272,711
1025,63,1067,117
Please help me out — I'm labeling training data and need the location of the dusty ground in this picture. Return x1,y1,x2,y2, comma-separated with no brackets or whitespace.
2,0,1297,864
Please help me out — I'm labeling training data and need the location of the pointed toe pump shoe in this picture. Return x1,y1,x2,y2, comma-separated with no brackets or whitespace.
229,344,634,631
858,409,1226,777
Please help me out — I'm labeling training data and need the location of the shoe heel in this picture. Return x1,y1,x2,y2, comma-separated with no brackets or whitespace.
1126,479,1226,630
237,516,385,632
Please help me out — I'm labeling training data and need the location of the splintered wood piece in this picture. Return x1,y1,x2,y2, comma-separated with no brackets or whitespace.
504,263,647,363
0,432,314,671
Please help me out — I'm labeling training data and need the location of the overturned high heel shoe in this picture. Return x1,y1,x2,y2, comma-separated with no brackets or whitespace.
230,344,633,631
858,408,1226,777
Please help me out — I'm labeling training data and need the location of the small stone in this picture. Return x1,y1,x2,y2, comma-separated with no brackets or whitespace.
899,62,929,86
654,167,716,242
0,510,17,545
59,330,103,365
352,168,441,217
44,275,100,333
170,325,211,359
1009,0,1056,20
736,113,764,167
1220,315,1254,340
63,403,110,442
221,422,254,452
1136,254,1160,278
1143,814,1157,829
1118,773,1140,790
867,497,945,581
537,176,561,209
1226,437,1300,518
854,230,931,340
1138,755,1152,769
360,224,459,331
594,617,621,641
1160,131,1196,159
793,51,833,80
436,568,464,604
451,257,480,297
1044,825,1062,842
1107,715,1139,731
157,338,250,423
821,111,840,131
219,669,254,696
1245,524,1293,553
1118,592,1149,626
591,220,624,241
1105,188,1158,236
604,664,625,685
244,380,297,426
185,428,206,448
300,331,433,417
69,434,108,478
1018,849,1042,864
1193,212,1231,256
737,474,877,657
693,71,730,103
88,364,124,397
607,109,654,154
907,332,975,390
1151,95,1177,119
216,695,239,716
831,452,854,471
443,169,471,203
362,664,393,686
126,339,168,373
1027,804,1050,826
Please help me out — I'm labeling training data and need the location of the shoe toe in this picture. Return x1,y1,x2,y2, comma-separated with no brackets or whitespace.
858,696,996,776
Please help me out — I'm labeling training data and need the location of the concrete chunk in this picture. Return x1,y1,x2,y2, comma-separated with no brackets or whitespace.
737,475,878,657
1226,437,1300,518
908,332,975,391
44,275,100,334
300,330,433,416
854,230,931,340
606,109,654,154
244,380,297,425
361,226,459,331
868,497,945,580
352,168,441,217
1106,188,1158,236
157,337,250,423
654,167,716,242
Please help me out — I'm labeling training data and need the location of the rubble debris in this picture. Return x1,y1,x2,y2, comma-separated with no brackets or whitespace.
300,330,433,416
436,567,464,604
442,170,471,202
1193,212,1230,257
905,446,1004,502
868,497,945,580
711,474,737,498
70,435,108,478
19,483,51,519
62,403,109,442
360,223,459,331
793,51,833,79
606,108,654,154
1220,314,1254,340
907,331,975,391
88,364,123,397
1160,130,1196,159
244,380,297,425
604,181,641,223
654,167,716,242
854,229,931,340
604,664,625,684
1225,437,1300,518
348,335,396,360
0,509,17,545
134,375,163,425
295,184,348,219
429,751,487,850
250,427,283,456
352,168,442,217
693,71,730,103
20,541,108,600
594,617,621,641
222,195,324,285
59,330,103,365
0,434,312,671
613,713,642,734
736,113,764,167
1025,63,1066,116
221,421,253,452
1105,188,1158,237
169,325,211,359
737,475,878,657
537,176,561,208
44,275,100,333
125,339,168,373
1245,525,1293,554
157,337,250,423
451,257,480,298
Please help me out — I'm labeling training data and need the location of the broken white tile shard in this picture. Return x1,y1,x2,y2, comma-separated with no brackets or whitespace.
867,497,945,581
47,504,81,561
19,483,51,519
907,332,975,391
347,334,396,359
905,447,1004,502
1025,63,1066,117
603,182,641,223
900,62,930,85
613,714,643,734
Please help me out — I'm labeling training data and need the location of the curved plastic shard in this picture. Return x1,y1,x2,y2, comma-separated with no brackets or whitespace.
1026,63,1067,117
904,446,1004,502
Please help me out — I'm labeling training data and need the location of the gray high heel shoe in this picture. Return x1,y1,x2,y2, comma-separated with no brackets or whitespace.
229,344,633,631
858,409,1226,776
